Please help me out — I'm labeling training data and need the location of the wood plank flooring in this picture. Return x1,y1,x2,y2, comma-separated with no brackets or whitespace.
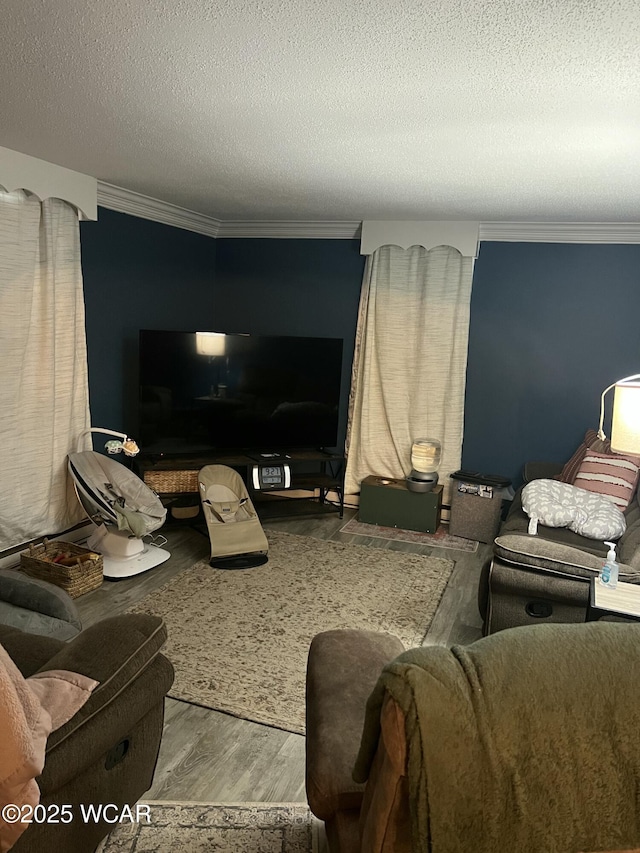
74,508,491,804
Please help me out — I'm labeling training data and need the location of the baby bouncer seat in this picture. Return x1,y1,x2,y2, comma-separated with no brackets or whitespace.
68,429,170,579
199,465,269,569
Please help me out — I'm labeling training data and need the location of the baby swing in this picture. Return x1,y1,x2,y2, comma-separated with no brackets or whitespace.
198,465,269,569
68,428,170,579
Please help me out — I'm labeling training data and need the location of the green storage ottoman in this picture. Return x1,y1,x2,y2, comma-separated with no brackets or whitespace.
359,476,442,533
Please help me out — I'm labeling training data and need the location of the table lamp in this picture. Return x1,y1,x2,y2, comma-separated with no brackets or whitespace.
406,437,441,493
597,374,640,454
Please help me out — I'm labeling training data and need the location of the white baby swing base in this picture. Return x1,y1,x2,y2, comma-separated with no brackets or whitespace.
87,524,171,580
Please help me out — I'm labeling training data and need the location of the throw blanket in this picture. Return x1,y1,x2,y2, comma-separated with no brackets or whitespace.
0,643,98,852
354,623,640,853
521,478,626,540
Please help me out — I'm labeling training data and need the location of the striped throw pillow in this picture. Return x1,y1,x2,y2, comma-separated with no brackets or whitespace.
574,450,640,510
555,429,607,483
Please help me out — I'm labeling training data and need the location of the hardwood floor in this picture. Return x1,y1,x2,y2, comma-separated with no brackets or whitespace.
74,508,491,804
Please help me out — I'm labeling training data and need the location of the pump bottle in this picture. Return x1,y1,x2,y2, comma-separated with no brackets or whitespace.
599,541,619,589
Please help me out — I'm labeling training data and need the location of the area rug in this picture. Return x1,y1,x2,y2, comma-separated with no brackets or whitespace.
129,530,454,733
340,516,478,553
97,802,319,852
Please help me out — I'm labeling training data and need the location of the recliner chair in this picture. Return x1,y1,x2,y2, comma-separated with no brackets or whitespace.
306,623,640,853
0,568,82,640
1,613,174,853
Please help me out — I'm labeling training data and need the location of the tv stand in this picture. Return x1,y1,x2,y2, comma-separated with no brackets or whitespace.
247,451,291,463
137,449,345,520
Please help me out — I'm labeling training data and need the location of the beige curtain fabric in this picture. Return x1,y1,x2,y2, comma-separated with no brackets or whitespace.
345,245,474,502
0,190,91,551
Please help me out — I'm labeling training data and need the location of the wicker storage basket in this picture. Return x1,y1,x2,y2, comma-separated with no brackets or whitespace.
143,469,199,494
20,539,103,598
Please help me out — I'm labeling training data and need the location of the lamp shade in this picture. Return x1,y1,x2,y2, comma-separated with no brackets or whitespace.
196,332,226,356
611,381,640,454
410,438,441,474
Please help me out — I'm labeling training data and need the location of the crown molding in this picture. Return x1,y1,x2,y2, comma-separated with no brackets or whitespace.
217,220,362,238
479,221,640,243
97,182,221,237
94,183,640,244
97,183,360,239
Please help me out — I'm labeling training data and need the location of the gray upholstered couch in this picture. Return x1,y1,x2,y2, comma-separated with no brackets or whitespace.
479,461,640,634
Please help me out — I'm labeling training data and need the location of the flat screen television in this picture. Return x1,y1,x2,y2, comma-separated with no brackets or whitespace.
138,330,344,454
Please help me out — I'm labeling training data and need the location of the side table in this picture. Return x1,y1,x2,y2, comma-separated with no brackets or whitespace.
586,578,640,623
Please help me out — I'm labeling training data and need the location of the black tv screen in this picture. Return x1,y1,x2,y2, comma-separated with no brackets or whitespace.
138,330,344,454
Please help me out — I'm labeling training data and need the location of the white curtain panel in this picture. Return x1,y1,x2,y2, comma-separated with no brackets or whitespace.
0,190,91,551
345,244,474,502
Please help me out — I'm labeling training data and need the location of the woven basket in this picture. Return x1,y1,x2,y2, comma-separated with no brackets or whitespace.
144,469,199,494
20,539,103,598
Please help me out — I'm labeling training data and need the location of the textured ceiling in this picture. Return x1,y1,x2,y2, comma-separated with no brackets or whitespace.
1,0,639,222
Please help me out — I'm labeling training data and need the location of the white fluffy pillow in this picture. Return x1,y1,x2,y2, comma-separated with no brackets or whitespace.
522,479,626,540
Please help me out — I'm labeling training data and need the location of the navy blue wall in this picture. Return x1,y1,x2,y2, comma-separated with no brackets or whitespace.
462,242,640,486
80,209,216,434
213,239,366,451
80,215,640,482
